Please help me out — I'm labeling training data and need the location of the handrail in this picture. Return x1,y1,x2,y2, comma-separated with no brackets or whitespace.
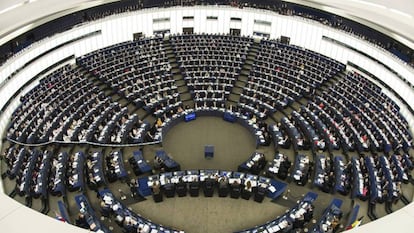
6,137,161,147
0,30,101,89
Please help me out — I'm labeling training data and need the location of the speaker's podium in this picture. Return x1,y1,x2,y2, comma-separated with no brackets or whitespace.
204,145,214,159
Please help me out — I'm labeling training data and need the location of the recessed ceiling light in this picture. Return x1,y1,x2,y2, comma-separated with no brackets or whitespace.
0,3,24,15
389,8,412,18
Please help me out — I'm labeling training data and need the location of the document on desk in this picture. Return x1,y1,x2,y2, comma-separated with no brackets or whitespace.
268,186,276,193
250,180,258,187
160,179,166,186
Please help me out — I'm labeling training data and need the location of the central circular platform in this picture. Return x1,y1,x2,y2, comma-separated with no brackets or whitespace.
162,116,258,171
131,195,288,233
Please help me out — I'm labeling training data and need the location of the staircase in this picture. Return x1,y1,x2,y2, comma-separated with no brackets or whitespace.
316,70,346,96
226,40,261,107
79,67,148,118
285,68,347,118
163,37,195,108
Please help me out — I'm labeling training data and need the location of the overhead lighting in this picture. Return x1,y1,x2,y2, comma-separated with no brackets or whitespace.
0,3,24,15
0,0,38,15
389,8,413,18
349,0,387,9
360,1,386,9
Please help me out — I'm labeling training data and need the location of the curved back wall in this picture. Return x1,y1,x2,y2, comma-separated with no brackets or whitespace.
0,5,413,233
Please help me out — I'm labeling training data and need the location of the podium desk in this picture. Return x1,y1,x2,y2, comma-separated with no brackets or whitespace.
204,145,214,159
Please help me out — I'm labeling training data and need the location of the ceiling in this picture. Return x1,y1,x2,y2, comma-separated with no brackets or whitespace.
290,0,414,47
0,0,413,47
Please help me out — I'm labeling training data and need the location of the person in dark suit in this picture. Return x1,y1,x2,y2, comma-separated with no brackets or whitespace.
203,178,214,197
152,180,163,202
230,179,241,197
152,181,160,195
75,213,89,229
176,177,187,197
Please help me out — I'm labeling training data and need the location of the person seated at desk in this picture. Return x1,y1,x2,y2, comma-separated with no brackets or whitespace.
230,179,241,198
254,183,267,203
156,118,163,127
87,173,98,190
176,177,187,197
278,161,290,180
305,207,314,222
163,181,175,198
316,139,326,150
163,109,174,119
111,204,125,226
86,158,97,170
280,134,290,147
394,181,402,204
123,216,138,233
153,155,164,169
242,180,252,200
137,224,150,233
244,180,253,192
152,180,163,202
145,124,158,142
279,219,293,233
189,176,200,197
261,130,271,145
321,224,334,233
129,128,141,141
248,115,257,124
228,104,238,112
75,213,89,229
293,211,305,229
203,178,215,197
218,176,229,197
331,215,340,230
297,138,304,148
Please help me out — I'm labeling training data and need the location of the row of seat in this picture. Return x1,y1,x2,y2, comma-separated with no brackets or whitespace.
337,72,412,152
263,149,412,202
300,105,340,152
314,72,412,153
3,142,412,233
106,150,128,182
151,107,269,146
230,63,412,157
264,76,411,156
100,188,183,233
238,152,267,175
309,198,343,233
237,39,345,119
7,64,150,145
8,35,411,154
75,194,111,233
8,65,96,143
139,169,287,203
171,34,252,107
236,192,318,233
86,151,106,189
78,37,182,118
266,153,292,180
